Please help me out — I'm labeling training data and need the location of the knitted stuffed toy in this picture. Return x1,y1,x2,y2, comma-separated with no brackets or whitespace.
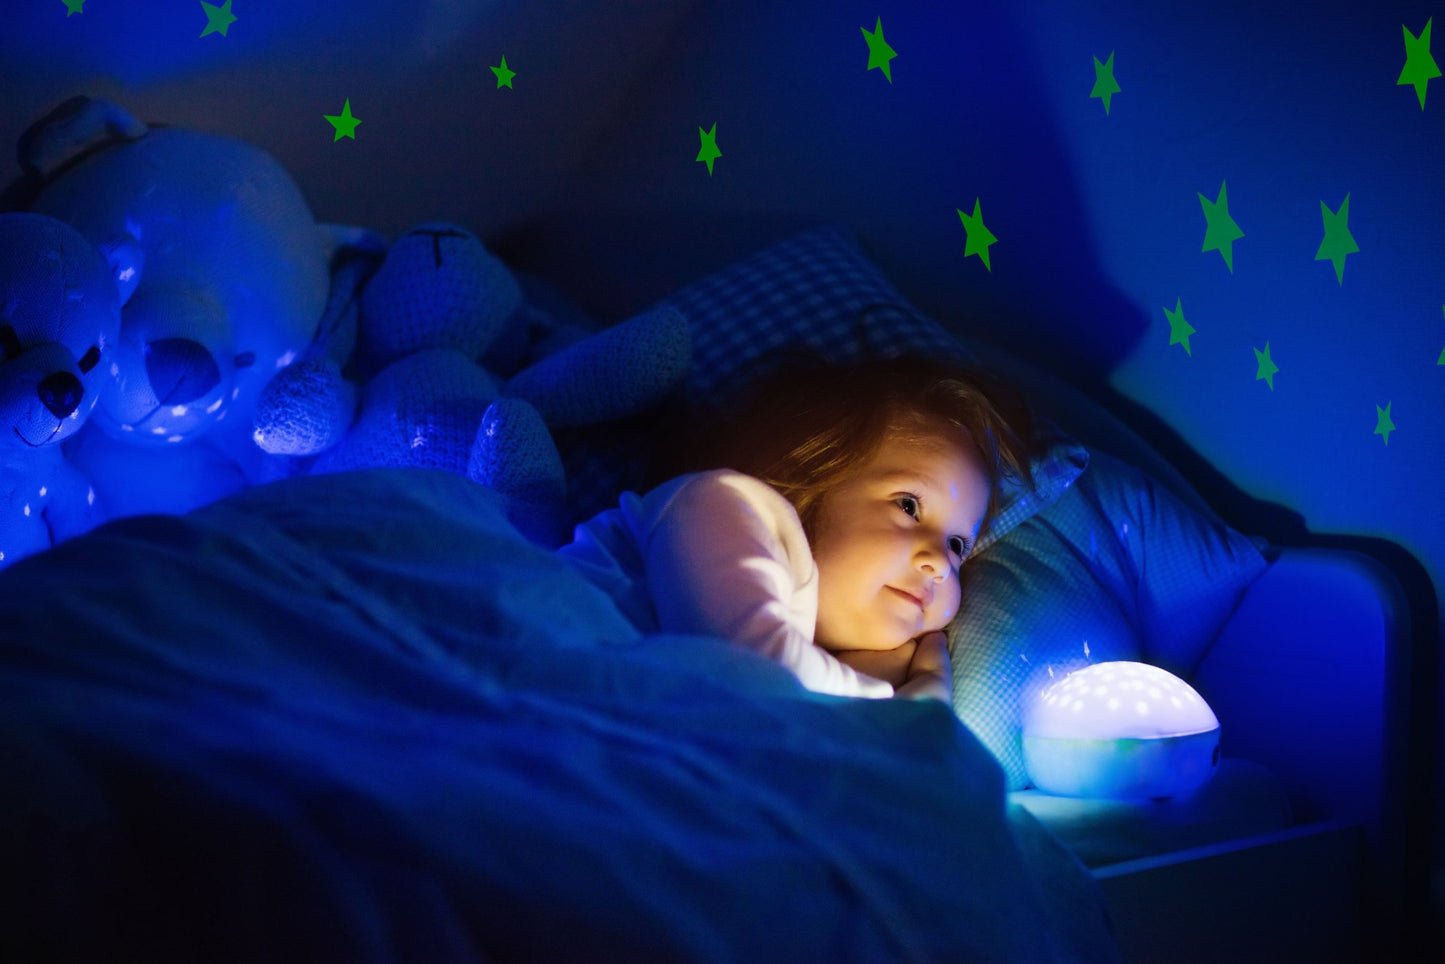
254,222,690,547
14,96,333,520
0,212,132,568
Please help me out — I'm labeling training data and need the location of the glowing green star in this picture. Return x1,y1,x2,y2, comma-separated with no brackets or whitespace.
200,0,237,37
1253,341,1279,390
63,0,85,15
1374,401,1396,445
1314,193,1359,286
1164,298,1196,355
861,17,897,83
491,56,516,89
957,199,997,272
1091,51,1121,115
324,100,361,141
1199,180,1244,273
1398,19,1440,109
696,123,721,176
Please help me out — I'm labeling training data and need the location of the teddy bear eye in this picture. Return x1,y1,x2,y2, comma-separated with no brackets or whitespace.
78,345,100,374
234,351,255,369
0,324,21,361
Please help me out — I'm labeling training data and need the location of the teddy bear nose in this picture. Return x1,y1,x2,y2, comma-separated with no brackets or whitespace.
145,337,221,405
37,370,83,419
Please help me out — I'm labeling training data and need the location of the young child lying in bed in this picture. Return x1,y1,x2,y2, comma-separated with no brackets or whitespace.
559,354,1034,701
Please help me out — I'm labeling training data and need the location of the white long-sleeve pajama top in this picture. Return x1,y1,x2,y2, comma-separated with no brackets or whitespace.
559,469,894,698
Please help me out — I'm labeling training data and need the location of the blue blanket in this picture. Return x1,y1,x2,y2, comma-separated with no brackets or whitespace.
0,469,1116,962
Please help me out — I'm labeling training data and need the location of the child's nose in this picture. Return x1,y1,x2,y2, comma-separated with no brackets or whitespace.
916,544,949,579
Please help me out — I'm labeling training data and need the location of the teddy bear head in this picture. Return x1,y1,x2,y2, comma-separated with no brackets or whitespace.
0,212,138,454
355,222,524,376
23,99,330,449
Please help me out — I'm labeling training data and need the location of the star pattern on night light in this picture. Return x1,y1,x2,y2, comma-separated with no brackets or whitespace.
200,0,237,38
1091,51,1121,115
1315,193,1359,285
324,100,361,141
1164,298,1195,355
1253,341,1279,390
63,0,85,15
1374,401,1396,445
956,199,997,272
491,56,516,89
696,123,721,176
1198,180,1244,273
1398,18,1440,109
861,17,897,83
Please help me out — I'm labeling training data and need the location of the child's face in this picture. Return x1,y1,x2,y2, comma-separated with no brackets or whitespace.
810,420,989,653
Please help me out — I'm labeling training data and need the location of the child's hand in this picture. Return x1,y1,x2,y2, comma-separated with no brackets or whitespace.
893,631,952,702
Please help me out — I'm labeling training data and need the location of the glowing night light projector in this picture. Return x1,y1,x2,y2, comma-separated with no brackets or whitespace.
1022,661,1220,800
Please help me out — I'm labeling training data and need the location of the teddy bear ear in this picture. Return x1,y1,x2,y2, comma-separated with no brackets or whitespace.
95,232,144,305
17,96,148,183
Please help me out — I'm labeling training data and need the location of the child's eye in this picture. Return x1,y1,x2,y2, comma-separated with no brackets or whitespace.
949,536,970,559
894,495,921,518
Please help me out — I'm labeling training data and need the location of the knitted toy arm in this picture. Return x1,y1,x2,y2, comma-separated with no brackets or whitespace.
504,306,690,427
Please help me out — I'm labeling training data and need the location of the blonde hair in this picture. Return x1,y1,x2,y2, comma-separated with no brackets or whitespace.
675,353,1036,546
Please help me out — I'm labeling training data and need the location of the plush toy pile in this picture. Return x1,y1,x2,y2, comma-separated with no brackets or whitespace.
0,97,690,568
255,220,690,548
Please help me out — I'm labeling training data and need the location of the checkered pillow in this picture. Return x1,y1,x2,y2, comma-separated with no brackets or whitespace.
555,224,1085,537
666,223,975,400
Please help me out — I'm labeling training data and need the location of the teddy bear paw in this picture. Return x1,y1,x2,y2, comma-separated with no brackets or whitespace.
252,358,358,456
469,397,568,548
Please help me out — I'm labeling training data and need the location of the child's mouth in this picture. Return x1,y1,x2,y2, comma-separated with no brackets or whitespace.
887,586,924,610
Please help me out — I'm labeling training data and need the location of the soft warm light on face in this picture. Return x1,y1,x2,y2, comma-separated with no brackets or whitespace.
1023,661,1220,799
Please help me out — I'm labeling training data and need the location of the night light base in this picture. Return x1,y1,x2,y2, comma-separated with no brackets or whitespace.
1022,729,1220,799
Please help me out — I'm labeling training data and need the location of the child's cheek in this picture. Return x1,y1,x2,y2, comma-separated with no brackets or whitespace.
935,581,963,627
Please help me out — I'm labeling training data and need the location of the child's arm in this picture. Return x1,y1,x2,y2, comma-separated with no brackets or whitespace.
834,632,953,702
892,631,952,702
831,641,917,687
643,471,894,698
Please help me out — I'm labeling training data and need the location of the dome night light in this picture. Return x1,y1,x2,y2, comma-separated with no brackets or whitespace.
1022,661,1220,799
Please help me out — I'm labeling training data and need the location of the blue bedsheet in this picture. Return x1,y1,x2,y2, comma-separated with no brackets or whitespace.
0,469,1117,962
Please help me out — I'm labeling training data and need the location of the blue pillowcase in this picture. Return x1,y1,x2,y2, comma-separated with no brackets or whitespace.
949,449,1269,790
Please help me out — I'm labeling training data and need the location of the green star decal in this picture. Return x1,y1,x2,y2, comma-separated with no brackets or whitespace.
1091,51,1121,115
1438,306,1445,365
861,17,897,83
1164,298,1196,355
696,123,721,176
324,100,361,141
200,0,237,37
956,199,997,272
1253,341,1279,390
1314,193,1359,285
1198,180,1244,273
1398,18,1440,109
490,56,516,89
63,0,85,15
1374,401,1396,445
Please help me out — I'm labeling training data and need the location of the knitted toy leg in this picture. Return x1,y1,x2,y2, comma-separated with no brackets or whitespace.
469,397,568,549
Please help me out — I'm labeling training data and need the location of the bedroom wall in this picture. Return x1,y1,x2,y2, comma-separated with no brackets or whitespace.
3,0,1442,936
